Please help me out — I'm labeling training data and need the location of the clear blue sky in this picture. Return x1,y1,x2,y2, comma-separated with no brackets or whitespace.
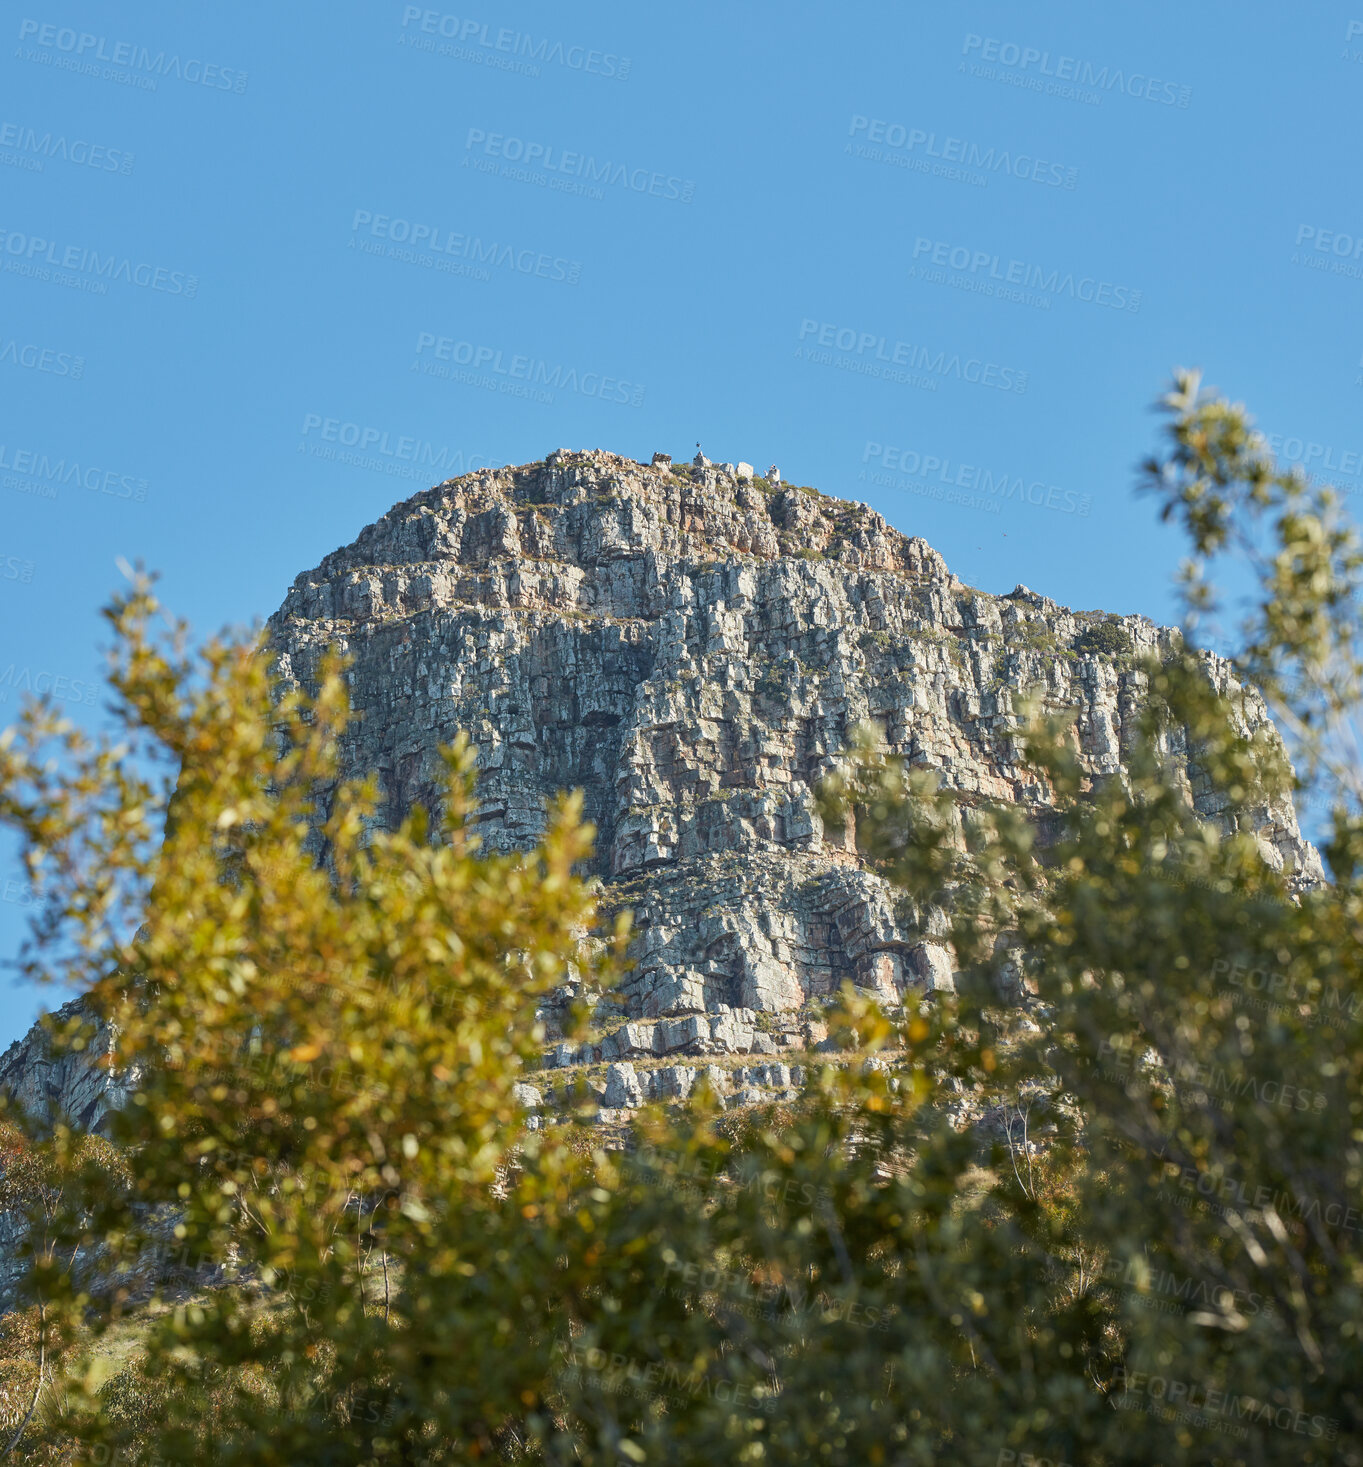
2,0,1360,1046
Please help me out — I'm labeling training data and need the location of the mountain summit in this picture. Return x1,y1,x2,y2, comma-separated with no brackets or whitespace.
269,452,1316,1050
0,449,1321,1116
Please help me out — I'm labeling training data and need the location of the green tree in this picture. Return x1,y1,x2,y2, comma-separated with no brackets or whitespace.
1073,617,1133,658
0,372,1358,1464
0,583,633,1462
0,1113,128,1462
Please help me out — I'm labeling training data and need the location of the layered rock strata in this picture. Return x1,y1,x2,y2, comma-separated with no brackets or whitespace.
0,449,1322,1120
271,450,1317,1013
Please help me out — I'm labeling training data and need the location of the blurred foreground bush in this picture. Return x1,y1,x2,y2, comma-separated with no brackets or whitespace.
0,375,1359,1465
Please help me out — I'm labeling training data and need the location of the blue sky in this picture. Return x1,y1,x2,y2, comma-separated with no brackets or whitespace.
2,0,1361,1045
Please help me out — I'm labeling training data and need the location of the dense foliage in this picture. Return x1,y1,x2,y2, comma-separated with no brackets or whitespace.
0,373,1359,1464
1073,618,1133,658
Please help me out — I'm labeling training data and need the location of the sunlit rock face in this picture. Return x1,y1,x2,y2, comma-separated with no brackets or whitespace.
0,996,134,1133
0,449,1323,1127
266,449,1320,1033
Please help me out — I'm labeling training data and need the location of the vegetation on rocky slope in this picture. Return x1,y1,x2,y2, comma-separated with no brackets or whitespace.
0,374,1359,1464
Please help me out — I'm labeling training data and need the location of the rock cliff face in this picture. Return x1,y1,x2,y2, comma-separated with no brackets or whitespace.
0,448,1322,1119
269,450,1318,1030
0,997,133,1134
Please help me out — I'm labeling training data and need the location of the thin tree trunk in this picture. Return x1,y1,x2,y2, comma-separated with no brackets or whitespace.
0,1300,46,1462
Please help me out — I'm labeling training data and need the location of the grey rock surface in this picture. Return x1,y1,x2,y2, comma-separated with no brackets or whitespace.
0,449,1323,1124
0,997,131,1134
270,449,1320,1023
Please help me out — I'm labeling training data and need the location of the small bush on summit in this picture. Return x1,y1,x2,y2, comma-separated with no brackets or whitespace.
1074,618,1133,657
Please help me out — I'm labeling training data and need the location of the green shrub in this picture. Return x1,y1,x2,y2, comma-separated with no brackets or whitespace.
1074,618,1133,657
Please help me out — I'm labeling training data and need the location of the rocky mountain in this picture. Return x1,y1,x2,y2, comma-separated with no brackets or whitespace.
0,448,1321,1122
